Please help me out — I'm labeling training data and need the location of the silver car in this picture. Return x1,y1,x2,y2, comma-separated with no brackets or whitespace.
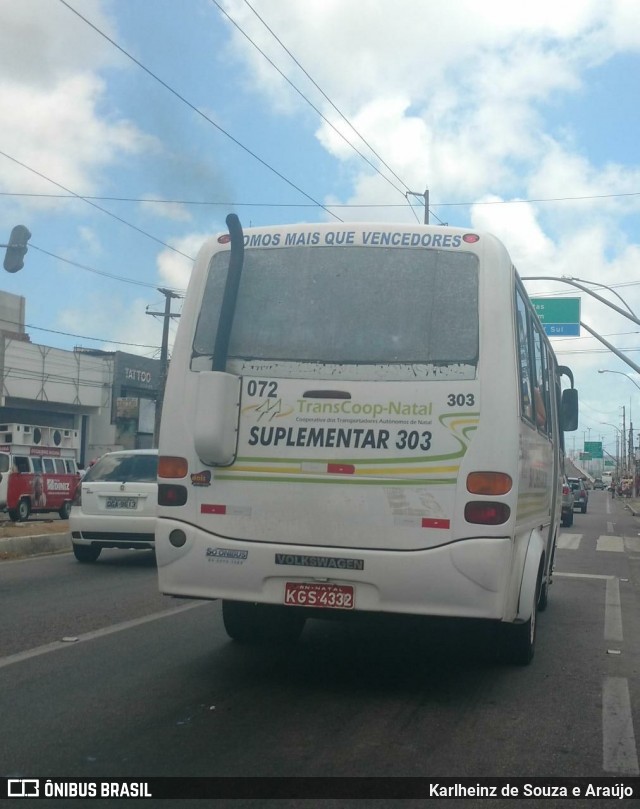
70,449,157,562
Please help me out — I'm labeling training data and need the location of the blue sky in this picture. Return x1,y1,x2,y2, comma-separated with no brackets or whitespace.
1,0,640,464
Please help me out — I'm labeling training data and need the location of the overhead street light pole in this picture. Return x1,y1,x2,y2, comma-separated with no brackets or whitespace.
522,276,640,374
598,369,640,392
522,276,640,326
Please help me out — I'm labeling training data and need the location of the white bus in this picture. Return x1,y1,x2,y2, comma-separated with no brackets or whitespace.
156,217,578,664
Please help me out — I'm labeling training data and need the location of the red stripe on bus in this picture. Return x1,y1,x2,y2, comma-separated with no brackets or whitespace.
327,463,355,475
421,517,450,529
201,504,227,514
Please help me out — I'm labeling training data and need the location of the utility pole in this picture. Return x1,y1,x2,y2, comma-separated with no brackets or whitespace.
406,188,430,224
147,288,181,447
622,406,627,476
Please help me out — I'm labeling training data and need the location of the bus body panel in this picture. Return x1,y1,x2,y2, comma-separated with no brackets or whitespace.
157,222,570,630
156,523,514,620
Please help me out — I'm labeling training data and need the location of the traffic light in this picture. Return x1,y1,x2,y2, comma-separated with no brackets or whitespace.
3,224,31,273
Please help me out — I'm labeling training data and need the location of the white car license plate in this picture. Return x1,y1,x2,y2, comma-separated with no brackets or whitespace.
284,582,354,610
106,497,137,509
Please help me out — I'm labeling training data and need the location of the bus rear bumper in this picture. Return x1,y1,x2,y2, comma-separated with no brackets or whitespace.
156,520,516,621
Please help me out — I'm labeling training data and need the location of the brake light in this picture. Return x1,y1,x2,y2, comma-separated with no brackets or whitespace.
464,501,510,525
159,456,188,478
158,484,188,507
562,485,570,495
467,472,512,495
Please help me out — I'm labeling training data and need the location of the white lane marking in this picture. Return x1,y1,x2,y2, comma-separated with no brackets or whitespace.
597,535,625,553
624,536,640,554
557,533,582,550
603,677,640,774
0,601,209,670
607,521,614,534
605,578,623,643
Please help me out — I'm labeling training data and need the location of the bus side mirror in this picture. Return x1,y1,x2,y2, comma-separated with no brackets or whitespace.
561,388,578,432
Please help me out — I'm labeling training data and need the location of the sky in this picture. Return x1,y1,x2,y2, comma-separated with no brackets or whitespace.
1,0,640,466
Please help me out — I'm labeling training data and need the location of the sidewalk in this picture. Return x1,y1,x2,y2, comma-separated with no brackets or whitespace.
0,521,71,561
612,495,640,517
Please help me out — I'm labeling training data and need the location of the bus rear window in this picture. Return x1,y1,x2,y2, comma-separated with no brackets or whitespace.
192,246,479,379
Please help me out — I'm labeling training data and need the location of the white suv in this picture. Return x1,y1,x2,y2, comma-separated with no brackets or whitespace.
70,450,158,563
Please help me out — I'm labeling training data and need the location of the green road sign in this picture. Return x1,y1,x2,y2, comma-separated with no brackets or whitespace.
531,297,581,337
584,441,603,459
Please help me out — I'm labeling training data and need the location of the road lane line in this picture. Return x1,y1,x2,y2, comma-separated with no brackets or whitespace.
597,535,625,553
0,601,210,670
557,533,582,550
604,578,623,643
603,677,639,774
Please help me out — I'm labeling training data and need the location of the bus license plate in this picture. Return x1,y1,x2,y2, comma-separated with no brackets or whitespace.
106,497,137,509
284,582,354,610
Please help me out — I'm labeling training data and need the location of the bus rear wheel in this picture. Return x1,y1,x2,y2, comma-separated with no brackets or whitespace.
500,581,539,666
222,600,306,644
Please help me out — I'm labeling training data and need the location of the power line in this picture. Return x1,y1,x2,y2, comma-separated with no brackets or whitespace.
238,1,411,197
29,244,185,294
0,149,195,260
20,322,162,350
236,0,446,225
57,0,343,224
5,188,636,209
211,0,408,199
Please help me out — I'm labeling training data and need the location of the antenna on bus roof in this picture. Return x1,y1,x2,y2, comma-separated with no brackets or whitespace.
211,214,245,372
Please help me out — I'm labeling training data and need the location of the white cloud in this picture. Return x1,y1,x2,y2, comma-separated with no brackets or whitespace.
0,1,153,214
156,234,208,291
139,197,193,223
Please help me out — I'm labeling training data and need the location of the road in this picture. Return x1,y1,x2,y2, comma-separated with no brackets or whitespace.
1,490,640,807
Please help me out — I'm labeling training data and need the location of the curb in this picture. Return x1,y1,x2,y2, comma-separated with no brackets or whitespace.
0,532,71,561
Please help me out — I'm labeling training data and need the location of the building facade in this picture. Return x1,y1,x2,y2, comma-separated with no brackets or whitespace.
0,291,161,467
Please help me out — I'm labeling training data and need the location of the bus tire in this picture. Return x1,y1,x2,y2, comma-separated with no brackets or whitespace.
501,581,539,666
222,600,305,645
72,543,102,563
59,501,72,520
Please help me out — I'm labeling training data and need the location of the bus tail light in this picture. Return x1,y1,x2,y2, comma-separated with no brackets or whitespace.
464,501,511,525
159,456,189,478
466,472,512,495
158,484,188,507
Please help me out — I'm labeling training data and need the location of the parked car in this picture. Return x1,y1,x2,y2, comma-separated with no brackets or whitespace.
567,476,588,513
593,478,606,490
69,449,158,562
561,476,575,527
